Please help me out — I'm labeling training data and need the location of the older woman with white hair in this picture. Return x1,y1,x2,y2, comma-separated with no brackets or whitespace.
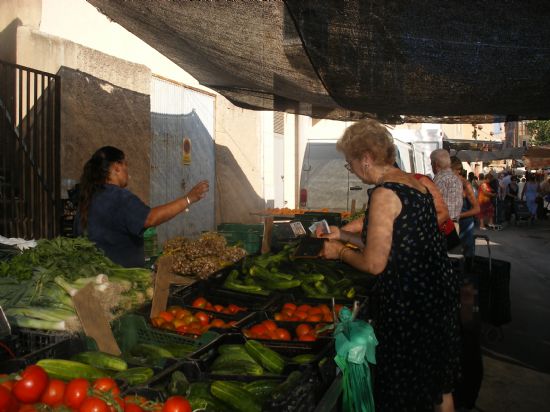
320,119,460,412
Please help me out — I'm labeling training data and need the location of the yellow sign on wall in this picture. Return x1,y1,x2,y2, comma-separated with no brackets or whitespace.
182,137,191,165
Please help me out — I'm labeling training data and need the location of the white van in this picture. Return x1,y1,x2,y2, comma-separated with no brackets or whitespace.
299,137,428,211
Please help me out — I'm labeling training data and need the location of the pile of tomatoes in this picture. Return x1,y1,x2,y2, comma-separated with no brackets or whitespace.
150,305,237,336
0,365,191,412
189,297,247,315
243,319,324,342
273,302,344,323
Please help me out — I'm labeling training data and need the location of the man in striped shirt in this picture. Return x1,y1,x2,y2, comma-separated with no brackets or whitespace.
431,149,463,230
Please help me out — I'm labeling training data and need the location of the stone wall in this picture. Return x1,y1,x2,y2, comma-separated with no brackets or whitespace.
15,26,152,202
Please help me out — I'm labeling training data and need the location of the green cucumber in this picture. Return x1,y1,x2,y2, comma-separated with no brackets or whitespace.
130,343,175,359
211,359,264,376
244,340,285,375
36,359,106,381
271,371,303,401
243,379,281,399
294,273,325,282
114,367,154,385
291,354,316,364
212,351,257,367
210,381,261,412
158,343,197,358
71,351,127,371
218,344,248,355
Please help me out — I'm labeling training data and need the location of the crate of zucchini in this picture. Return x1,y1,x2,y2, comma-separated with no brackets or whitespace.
125,334,333,411
221,245,377,299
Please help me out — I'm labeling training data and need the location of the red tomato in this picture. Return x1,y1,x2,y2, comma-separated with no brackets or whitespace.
299,333,317,342
194,311,210,327
261,320,277,332
0,386,18,412
161,396,191,412
93,378,120,396
18,404,37,412
64,378,90,409
124,402,144,412
79,396,109,412
249,324,267,336
40,379,66,407
227,304,239,313
282,303,297,312
124,395,147,406
12,365,49,404
213,305,224,313
191,297,207,309
274,328,291,341
296,323,313,337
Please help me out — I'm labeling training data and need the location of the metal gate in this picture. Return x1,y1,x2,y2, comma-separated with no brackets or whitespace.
0,60,61,239
150,77,215,243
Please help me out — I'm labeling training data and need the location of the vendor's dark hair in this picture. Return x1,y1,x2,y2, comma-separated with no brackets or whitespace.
79,146,125,229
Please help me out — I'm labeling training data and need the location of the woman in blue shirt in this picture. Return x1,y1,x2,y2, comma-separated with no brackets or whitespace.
76,146,208,267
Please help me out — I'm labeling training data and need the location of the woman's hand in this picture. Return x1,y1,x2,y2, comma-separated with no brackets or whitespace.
315,225,340,240
186,180,209,203
320,239,346,260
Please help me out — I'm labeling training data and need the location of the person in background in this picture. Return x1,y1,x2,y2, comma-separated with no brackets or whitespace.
76,146,209,267
451,157,480,258
518,176,526,201
431,149,463,232
477,173,496,230
521,173,540,222
505,176,519,222
320,119,460,412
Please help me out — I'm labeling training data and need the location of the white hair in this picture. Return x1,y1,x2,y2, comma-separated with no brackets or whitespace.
430,149,451,169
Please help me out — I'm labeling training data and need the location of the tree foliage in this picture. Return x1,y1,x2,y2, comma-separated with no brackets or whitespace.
526,120,550,146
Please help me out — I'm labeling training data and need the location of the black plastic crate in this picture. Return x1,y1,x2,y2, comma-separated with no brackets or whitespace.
134,295,255,335
9,327,73,357
170,279,279,315
0,336,83,373
186,333,334,378
136,354,320,412
240,312,334,344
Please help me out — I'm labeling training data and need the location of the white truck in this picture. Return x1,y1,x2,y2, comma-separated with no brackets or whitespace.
299,136,436,211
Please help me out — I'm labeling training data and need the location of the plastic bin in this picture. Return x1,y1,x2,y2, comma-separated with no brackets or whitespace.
240,312,334,345
217,223,264,255
186,333,334,378
170,279,280,314
8,328,74,358
134,295,255,334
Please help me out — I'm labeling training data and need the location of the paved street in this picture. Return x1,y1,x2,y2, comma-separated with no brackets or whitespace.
472,218,550,411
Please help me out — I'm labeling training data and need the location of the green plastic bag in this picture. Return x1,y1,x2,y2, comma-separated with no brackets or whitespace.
334,307,378,412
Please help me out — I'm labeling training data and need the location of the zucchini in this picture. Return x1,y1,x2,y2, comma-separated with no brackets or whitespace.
167,370,189,396
291,354,316,364
114,367,154,385
210,380,261,412
71,351,127,371
270,371,302,401
36,359,106,381
244,340,285,375
243,379,281,400
130,343,175,359
218,344,248,355
211,359,264,376
158,343,197,358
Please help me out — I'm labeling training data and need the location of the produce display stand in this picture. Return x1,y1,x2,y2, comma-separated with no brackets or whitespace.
0,240,367,412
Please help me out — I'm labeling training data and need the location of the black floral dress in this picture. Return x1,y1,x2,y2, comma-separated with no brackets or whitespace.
362,182,460,412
